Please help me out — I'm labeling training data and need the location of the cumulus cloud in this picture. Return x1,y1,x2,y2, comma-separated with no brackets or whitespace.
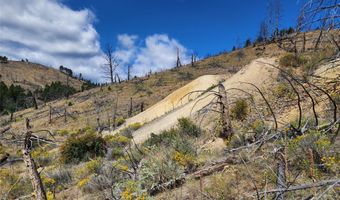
0,0,191,83
0,0,105,81
115,34,191,78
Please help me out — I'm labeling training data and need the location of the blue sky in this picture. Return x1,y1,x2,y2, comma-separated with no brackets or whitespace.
64,0,301,56
0,0,303,82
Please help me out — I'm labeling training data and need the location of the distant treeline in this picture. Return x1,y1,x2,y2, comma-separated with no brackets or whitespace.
0,81,79,115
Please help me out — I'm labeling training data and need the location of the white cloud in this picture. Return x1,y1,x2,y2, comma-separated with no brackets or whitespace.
115,34,191,78
0,0,191,83
0,0,105,81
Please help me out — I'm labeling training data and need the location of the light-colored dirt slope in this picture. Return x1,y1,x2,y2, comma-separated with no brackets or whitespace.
122,75,227,124
112,57,279,143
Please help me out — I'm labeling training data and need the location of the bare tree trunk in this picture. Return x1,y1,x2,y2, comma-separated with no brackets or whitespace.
49,105,52,124
314,30,323,51
176,47,182,68
33,94,38,110
127,65,131,81
113,96,119,130
275,148,287,200
64,108,67,123
302,32,306,53
218,83,233,140
23,118,47,200
128,97,133,117
140,102,144,113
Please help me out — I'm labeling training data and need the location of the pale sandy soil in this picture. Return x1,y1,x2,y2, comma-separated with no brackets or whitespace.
108,57,279,144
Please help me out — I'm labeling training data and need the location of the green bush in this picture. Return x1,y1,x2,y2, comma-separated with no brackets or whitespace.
60,132,106,164
279,53,307,68
178,117,202,137
119,122,142,138
116,117,126,127
274,83,290,98
231,99,248,121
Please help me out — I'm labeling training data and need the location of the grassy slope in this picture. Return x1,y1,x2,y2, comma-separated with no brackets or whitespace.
0,60,83,91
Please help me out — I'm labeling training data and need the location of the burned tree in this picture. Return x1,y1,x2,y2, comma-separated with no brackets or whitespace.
176,47,182,68
218,83,234,140
22,118,47,200
102,44,119,84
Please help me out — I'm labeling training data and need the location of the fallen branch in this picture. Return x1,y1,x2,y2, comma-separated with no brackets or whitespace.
258,179,340,194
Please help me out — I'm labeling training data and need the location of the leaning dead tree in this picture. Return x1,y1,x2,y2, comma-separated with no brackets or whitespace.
22,118,47,200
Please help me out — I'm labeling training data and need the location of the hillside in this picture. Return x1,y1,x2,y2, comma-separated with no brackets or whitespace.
0,60,83,91
0,32,339,200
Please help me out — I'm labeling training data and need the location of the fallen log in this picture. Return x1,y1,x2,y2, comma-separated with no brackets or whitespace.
148,156,240,196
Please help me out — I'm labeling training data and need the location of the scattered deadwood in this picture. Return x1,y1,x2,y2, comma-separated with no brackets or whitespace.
258,179,340,195
192,156,240,179
22,118,47,200
148,175,186,196
0,126,11,135
275,148,287,200
148,156,240,196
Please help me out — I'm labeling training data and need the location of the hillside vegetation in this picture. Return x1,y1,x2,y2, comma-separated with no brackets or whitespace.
0,30,339,200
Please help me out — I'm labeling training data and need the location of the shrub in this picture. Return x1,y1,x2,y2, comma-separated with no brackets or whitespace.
105,134,130,159
274,83,290,98
0,169,32,198
119,122,142,138
31,147,55,166
139,149,185,190
178,71,193,80
231,99,248,121
45,168,72,187
279,53,307,68
60,132,106,163
178,117,202,137
143,129,178,148
116,117,126,126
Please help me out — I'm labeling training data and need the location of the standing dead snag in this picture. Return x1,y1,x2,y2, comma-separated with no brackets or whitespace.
218,83,234,140
128,97,133,117
23,118,47,200
176,47,182,68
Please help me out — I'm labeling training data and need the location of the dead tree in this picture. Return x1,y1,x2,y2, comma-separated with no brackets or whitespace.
191,53,197,67
275,148,287,200
127,65,131,81
64,108,67,123
33,94,38,110
140,102,144,113
23,118,47,200
218,83,234,140
112,94,119,130
268,0,282,38
102,44,119,84
128,97,133,117
176,47,182,68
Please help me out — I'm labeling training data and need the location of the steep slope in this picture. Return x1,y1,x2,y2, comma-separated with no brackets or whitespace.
0,61,83,91
113,57,279,143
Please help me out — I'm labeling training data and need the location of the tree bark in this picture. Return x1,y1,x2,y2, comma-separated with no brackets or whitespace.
23,118,47,200
275,148,287,200
218,83,233,140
